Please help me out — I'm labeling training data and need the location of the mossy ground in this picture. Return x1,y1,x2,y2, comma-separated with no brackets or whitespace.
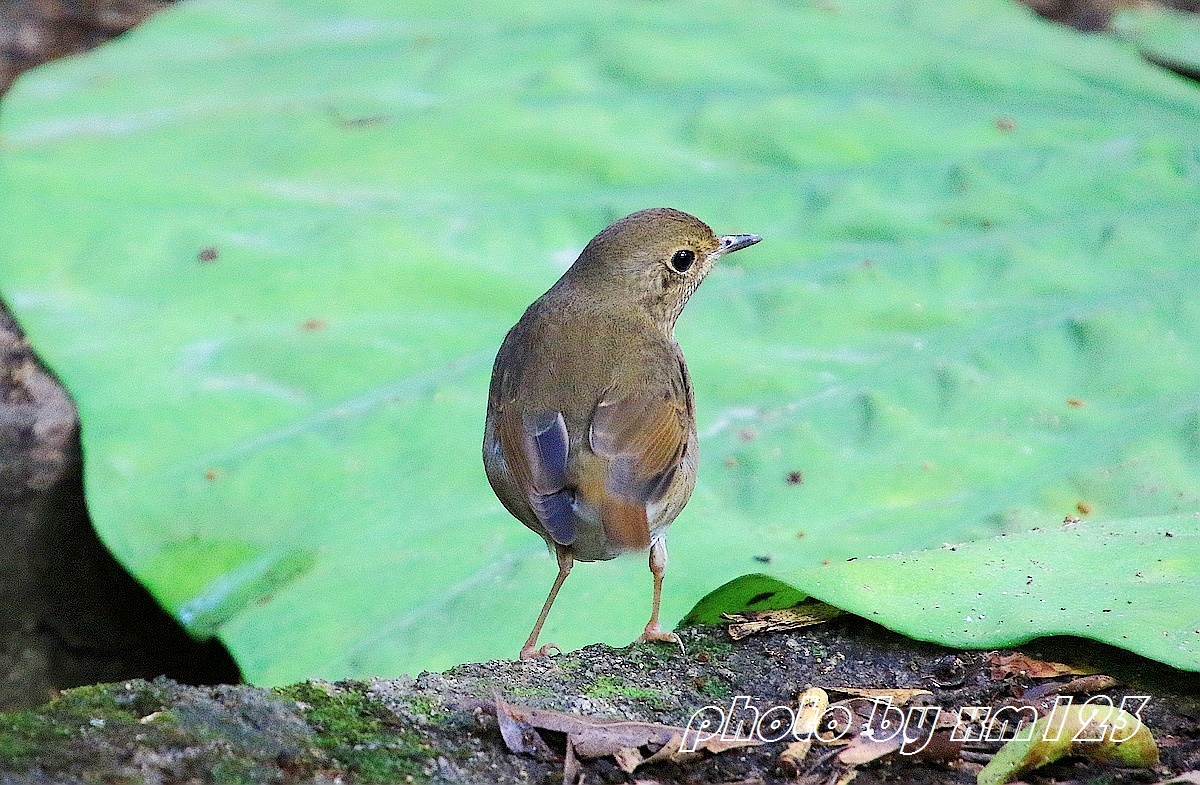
272,682,432,782
1,620,1198,784
0,684,137,768
0,680,313,783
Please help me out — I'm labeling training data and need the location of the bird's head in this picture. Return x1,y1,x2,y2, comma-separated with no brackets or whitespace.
568,208,760,330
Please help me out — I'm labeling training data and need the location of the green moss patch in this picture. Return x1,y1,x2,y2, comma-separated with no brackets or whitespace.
0,680,311,783
584,676,670,710
273,682,433,783
0,683,175,775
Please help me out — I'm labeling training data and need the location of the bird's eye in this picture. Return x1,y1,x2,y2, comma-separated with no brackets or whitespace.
669,249,696,273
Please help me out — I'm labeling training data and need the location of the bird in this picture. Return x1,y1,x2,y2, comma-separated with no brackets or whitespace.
483,208,761,659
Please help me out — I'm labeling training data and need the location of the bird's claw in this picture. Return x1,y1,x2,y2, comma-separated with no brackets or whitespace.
519,642,561,660
635,627,685,654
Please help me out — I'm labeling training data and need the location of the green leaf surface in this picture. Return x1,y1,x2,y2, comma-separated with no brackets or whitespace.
802,517,1199,669
1,0,1199,682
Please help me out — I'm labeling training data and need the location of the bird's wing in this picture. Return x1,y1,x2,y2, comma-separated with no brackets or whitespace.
495,404,578,546
585,390,690,551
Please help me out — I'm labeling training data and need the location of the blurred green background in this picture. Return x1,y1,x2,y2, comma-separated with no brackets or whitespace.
0,0,1198,682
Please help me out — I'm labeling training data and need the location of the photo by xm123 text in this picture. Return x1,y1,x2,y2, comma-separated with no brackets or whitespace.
680,694,1151,754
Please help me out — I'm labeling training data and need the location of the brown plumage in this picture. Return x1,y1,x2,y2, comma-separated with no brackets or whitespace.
483,208,760,659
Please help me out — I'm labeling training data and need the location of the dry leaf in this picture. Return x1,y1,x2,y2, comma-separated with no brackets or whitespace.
824,687,934,705
641,734,700,767
835,767,859,785
835,693,920,766
494,698,530,753
488,696,759,769
613,746,644,773
838,732,902,765
494,698,675,756
795,687,829,737
562,736,581,785
987,652,1098,679
1058,675,1120,694
723,601,845,640
913,731,963,762
494,697,553,757
779,740,813,768
1021,673,1118,701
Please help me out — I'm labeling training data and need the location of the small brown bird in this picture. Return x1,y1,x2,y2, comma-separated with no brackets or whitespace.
483,208,760,659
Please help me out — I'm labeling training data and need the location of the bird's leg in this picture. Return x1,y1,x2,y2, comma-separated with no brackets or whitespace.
519,544,573,660
635,538,684,652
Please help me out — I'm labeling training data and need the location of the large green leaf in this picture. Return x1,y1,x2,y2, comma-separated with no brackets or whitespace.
1,0,1199,682
806,517,1200,670
690,516,1200,670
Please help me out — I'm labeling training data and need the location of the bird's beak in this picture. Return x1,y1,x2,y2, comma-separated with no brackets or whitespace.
716,234,761,255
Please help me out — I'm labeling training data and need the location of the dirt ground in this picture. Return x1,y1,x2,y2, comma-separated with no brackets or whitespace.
0,619,1196,784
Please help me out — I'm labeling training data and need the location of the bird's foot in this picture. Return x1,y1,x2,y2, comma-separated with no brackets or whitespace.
635,625,685,654
519,642,561,660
